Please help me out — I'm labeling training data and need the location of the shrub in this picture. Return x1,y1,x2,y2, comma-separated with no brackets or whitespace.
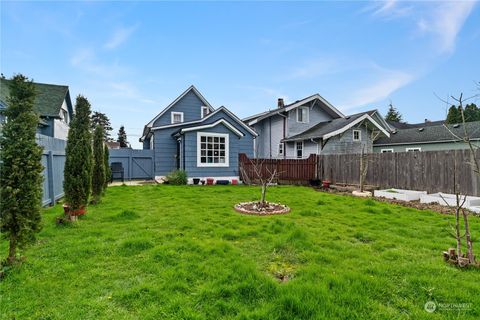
166,170,188,185
91,125,105,204
0,74,44,264
64,95,92,213
103,144,110,191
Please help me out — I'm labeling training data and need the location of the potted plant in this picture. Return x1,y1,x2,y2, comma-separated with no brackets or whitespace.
193,178,200,185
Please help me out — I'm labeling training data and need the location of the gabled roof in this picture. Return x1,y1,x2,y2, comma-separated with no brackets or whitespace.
375,121,480,146
387,120,444,130
283,110,390,142
173,119,245,137
245,93,345,125
0,78,70,118
145,85,215,128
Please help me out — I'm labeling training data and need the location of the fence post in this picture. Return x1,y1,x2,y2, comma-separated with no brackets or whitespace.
47,151,55,206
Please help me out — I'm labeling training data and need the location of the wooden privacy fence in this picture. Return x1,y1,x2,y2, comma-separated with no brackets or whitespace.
239,153,318,182
239,149,480,196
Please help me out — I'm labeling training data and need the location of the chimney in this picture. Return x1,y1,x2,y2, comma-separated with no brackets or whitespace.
277,98,284,109
424,119,430,123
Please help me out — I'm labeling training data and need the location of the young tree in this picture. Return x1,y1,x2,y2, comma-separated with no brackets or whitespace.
117,125,128,148
91,125,105,204
91,111,112,140
384,102,402,122
0,74,43,264
64,95,93,219
103,144,110,192
464,103,479,122
446,105,461,124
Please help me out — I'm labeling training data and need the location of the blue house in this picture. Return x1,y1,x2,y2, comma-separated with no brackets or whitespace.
140,86,257,183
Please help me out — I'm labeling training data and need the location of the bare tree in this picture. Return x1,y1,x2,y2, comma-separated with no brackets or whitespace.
240,157,279,208
358,123,382,193
440,92,479,267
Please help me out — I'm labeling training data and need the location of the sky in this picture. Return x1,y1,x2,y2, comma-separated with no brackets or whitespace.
1,1,479,148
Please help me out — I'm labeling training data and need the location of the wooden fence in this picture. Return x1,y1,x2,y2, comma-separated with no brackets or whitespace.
239,149,480,196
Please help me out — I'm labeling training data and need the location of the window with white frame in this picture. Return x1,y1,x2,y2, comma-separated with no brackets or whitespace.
352,129,361,141
62,109,69,124
381,149,394,153
171,112,184,124
295,141,303,158
406,147,421,152
197,132,229,167
201,106,209,118
296,107,309,123
278,143,284,156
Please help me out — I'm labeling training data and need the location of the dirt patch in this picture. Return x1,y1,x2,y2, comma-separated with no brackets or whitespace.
234,202,291,215
313,186,478,216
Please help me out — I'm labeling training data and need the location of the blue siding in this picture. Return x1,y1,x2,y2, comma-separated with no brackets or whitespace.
153,90,207,127
37,118,54,137
182,123,254,177
152,108,255,176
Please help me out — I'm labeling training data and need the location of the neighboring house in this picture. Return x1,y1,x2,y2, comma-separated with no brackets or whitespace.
244,95,391,159
106,141,121,149
374,120,480,153
140,85,257,182
0,78,74,140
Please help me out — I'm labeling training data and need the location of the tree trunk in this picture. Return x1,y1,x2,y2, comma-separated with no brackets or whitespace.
454,194,462,260
462,209,475,264
8,236,17,264
260,183,267,207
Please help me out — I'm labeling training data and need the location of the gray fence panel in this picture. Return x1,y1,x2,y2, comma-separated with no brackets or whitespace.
109,149,154,180
36,134,67,206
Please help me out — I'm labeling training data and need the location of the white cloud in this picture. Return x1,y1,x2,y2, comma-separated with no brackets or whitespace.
341,69,414,110
104,24,138,50
417,1,476,54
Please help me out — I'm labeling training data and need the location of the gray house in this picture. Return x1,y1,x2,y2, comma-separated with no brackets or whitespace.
374,120,480,153
0,78,74,140
140,85,257,182
244,94,391,158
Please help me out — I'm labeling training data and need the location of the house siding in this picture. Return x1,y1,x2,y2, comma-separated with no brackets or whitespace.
285,140,318,158
253,114,284,158
287,103,332,136
373,141,475,153
321,127,373,155
183,123,254,178
153,90,207,127
152,108,254,176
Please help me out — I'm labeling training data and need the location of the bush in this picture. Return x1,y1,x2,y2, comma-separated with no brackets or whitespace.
91,125,105,204
166,170,188,185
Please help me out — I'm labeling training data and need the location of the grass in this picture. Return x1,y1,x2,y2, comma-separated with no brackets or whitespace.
1,185,480,319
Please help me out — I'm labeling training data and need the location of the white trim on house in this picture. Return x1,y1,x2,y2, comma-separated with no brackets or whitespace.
180,119,244,137
296,107,309,123
295,141,304,159
352,129,361,141
323,114,390,140
150,106,258,137
197,132,230,167
374,138,480,146
146,85,214,127
247,94,344,126
278,143,284,156
406,147,421,152
171,112,184,124
380,149,394,153
201,106,209,118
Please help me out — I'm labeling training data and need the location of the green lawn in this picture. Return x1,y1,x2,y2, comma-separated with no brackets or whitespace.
1,185,479,319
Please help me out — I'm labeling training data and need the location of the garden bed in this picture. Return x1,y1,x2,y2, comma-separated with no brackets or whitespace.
374,188,427,202
234,202,290,215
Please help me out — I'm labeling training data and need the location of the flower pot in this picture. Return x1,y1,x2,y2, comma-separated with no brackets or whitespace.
322,180,331,188
206,178,214,185
231,179,238,185
63,204,87,216
193,178,200,185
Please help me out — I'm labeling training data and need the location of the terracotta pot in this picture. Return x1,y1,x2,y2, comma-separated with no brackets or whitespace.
231,179,238,185
63,204,87,216
322,180,331,188
206,178,214,185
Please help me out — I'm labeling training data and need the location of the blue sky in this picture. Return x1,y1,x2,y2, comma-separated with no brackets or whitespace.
1,1,479,148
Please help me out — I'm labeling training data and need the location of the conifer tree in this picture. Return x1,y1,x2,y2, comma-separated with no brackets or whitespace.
103,144,110,192
91,111,112,140
64,95,92,218
0,74,43,264
384,103,402,122
91,125,105,204
446,105,461,124
117,125,128,148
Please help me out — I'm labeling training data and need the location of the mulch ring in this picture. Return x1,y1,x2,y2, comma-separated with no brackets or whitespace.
234,202,291,216
313,186,478,216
